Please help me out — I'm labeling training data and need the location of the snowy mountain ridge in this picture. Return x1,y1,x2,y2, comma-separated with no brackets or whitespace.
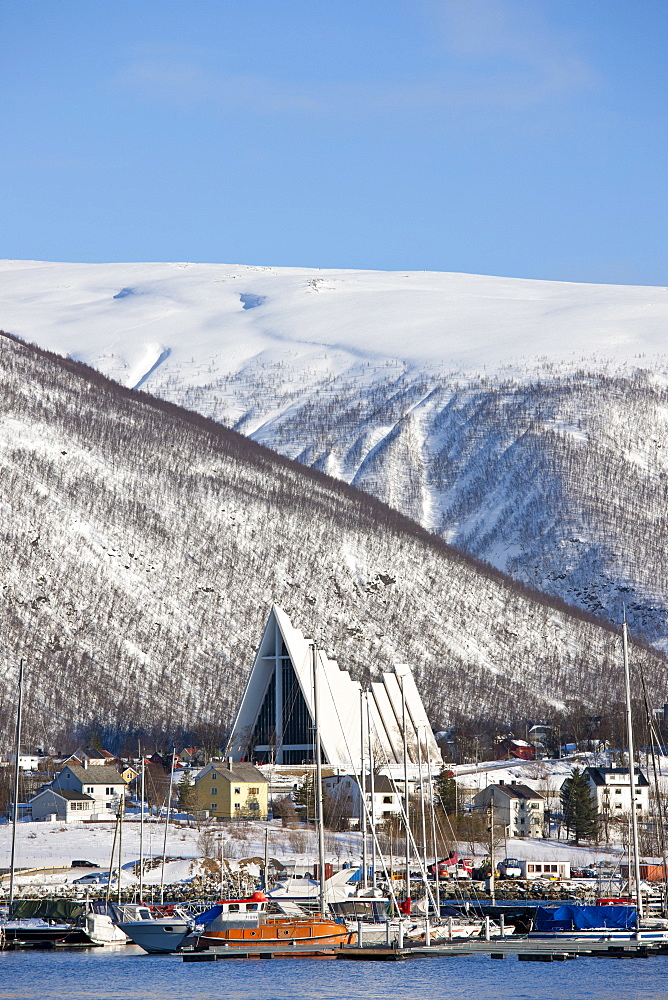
3,260,668,645
4,332,666,746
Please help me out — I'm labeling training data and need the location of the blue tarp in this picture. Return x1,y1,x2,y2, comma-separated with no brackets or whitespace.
534,904,637,931
196,904,224,925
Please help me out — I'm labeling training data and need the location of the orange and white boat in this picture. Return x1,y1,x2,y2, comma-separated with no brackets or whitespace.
194,892,354,954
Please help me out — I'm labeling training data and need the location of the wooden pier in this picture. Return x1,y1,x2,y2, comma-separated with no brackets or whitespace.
183,936,668,962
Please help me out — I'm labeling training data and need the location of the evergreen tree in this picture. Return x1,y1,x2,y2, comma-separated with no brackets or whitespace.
177,770,196,814
435,766,457,814
561,767,598,843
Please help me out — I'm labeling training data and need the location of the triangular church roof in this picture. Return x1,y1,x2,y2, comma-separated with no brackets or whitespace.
226,605,439,768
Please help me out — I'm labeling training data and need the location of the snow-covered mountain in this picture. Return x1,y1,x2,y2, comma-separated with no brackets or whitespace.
2,332,663,745
3,260,668,645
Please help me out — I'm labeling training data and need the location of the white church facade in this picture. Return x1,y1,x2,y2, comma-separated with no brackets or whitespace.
226,605,440,770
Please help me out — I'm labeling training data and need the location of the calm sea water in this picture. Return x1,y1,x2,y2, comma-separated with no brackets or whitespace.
1,946,667,1000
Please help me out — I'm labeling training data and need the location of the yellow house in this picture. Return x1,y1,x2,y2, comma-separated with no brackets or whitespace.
194,761,268,820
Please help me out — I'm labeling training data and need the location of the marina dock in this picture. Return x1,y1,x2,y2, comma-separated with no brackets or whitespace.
183,936,668,962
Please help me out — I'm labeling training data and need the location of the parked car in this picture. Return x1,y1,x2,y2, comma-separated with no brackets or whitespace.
73,871,110,884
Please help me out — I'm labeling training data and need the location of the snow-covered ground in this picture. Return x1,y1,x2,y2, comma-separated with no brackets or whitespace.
0,812,626,895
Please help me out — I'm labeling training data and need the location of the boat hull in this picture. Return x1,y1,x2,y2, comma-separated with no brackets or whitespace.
196,918,352,953
117,919,192,954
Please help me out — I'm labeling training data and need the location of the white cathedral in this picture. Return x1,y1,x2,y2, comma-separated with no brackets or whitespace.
226,605,440,769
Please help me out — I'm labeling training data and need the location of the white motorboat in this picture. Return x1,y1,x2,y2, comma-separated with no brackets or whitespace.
117,904,194,953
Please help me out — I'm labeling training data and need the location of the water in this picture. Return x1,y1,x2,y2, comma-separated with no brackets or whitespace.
1,947,667,1000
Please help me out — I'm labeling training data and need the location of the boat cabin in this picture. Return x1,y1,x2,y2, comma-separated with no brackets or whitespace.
205,893,268,930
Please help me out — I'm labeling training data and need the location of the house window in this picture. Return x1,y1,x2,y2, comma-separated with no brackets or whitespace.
211,803,217,811
106,787,114,795
86,787,93,793
234,802,241,810
383,796,392,804
211,787,217,795
234,787,241,795
211,773,217,780
615,789,622,794
249,787,259,794
249,802,259,810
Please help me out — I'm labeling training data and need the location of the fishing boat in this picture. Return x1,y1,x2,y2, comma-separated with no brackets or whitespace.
194,892,353,954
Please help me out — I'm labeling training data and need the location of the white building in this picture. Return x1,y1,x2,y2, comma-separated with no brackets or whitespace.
323,772,402,825
29,788,94,823
473,782,545,838
227,605,440,769
8,752,40,771
49,764,126,817
518,859,571,880
584,766,649,818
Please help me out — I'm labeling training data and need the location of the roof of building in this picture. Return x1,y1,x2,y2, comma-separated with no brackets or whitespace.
323,773,397,795
483,783,544,801
371,775,397,794
585,767,649,787
31,788,95,802
196,763,267,784
57,765,124,784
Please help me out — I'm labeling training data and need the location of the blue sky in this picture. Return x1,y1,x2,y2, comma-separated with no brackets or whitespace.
2,0,667,283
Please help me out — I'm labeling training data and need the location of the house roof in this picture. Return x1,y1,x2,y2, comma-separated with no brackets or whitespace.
486,783,544,801
371,775,396,794
585,767,649,788
58,765,124,784
196,763,267,784
31,789,95,802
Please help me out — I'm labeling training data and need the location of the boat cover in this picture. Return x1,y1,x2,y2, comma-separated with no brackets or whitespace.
534,904,636,931
11,898,84,921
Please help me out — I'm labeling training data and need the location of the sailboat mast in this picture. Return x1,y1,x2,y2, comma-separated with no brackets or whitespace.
401,673,411,905
426,748,441,919
366,690,377,890
8,659,24,913
622,618,643,920
159,748,176,904
359,687,367,889
417,732,428,880
116,791,124,905
312,642,327,917
139,744,145,901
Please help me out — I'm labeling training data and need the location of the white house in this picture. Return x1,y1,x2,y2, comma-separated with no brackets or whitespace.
8,752,40,771
473,782,545,838
49,764,126,817
584,766,649,818
323,772,402,825
29,788,95,823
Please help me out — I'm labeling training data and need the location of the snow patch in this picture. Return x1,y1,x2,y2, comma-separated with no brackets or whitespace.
127,344,171,390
